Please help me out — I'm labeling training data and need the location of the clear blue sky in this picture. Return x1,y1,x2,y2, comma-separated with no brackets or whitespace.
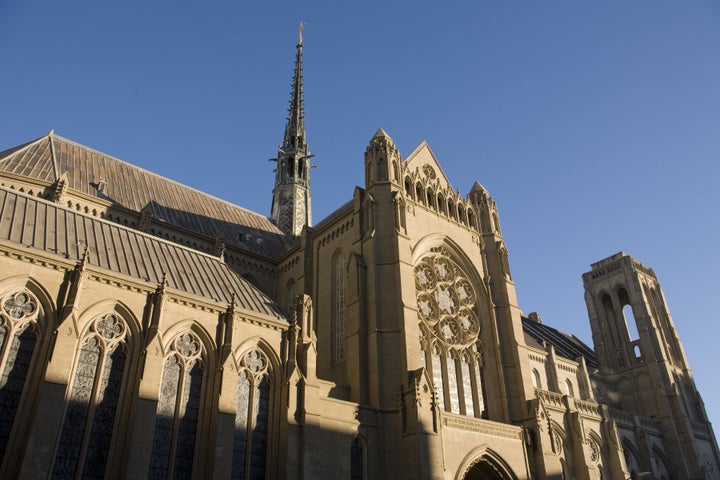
2,1,719,430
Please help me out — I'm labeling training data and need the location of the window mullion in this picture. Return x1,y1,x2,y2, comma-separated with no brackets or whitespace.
440,352,451,412
456,356,466,416
469,360,480,418
0,318,14,381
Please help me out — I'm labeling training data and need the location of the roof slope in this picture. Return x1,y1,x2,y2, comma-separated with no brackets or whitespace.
0,133,294,258
522,316,598,369
0,186,287,322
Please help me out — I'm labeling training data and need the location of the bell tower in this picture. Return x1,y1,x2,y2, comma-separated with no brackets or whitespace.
583,252,720,477
271,23,313,236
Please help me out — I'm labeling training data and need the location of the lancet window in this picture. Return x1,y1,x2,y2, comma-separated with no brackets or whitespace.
415,249,486,418
149,331,205,480
232,349,272,480
52,313,129,478
333,251,347,362
0,290,42,461
350,437,364,480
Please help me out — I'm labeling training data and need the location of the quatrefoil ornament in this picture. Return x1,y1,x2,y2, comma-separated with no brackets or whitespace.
3,292,37,320
175,333,201,359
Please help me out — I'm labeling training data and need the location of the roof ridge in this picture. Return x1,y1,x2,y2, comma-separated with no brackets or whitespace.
48,130,60,180
47,132,281,225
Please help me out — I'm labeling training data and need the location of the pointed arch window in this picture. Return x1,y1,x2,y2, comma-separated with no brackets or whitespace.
600,294,619,346
437,193,446,215
458,204,467,225
0,290,42,462
448,201,457,220
333,251,347,363
415,183,425,205
468,209,477,230
286,280,296,313
415,249,486,418
531,368,542,389
52,313,129,478
586,434,606,479
427,189,437,210
149,332,205,480
232,349,272,480
492,212,501,233
350,436,365,480
377,156,387,181
287,158,294,178
404,177,413,198
620,293,640,342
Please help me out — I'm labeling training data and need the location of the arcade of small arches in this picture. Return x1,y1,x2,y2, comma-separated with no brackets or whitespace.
403,175,478,230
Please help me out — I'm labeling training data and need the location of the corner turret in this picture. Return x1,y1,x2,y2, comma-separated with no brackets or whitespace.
364,128,401,188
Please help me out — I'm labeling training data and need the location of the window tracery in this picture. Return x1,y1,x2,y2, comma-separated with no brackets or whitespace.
232,349,271,480
52,313,129,479
414,249,486,418
0,290,41,461
149,331,204,480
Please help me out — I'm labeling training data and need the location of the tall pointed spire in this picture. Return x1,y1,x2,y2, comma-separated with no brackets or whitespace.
283,22,306,153
271,22,313,236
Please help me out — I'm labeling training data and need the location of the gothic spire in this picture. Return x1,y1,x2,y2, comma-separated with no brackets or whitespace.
271,23,313,237
283,22,306,152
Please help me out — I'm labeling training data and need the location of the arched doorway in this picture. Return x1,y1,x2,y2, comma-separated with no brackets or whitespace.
461,455,516,480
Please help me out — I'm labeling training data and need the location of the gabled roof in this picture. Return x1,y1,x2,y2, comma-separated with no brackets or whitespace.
0,132,294,259
0,186,287,322
402,140,463,200
522,316,598,369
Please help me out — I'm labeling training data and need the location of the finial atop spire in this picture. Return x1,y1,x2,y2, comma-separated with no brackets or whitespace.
297,21,305,45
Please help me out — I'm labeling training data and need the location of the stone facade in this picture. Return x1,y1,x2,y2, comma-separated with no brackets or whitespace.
0,38,718,480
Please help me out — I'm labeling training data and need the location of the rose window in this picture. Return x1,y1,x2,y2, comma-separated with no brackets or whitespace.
415,252,479,349
414,250,486,418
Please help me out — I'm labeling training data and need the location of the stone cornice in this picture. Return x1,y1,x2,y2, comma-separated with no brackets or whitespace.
441,412,524,440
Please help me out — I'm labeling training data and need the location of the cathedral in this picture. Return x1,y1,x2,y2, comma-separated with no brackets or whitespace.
0,31,719,480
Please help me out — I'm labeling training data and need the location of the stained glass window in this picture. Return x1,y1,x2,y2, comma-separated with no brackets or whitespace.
232,349,271,480
0,290,40,463
52,313,128,479
149,331,204,480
